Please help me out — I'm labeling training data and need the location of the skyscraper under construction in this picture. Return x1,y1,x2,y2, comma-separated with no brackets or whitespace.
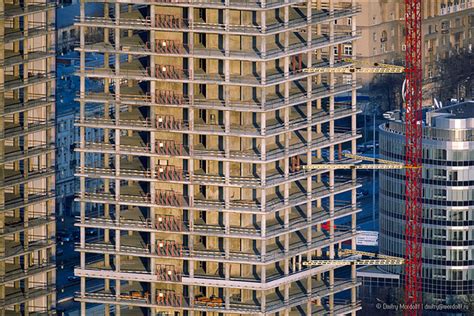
0,0,56,314
75,0,362,314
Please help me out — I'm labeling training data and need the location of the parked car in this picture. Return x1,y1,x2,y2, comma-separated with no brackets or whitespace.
356,189,369,199
67,275,80,282
73,231,80,241
87,230,98,236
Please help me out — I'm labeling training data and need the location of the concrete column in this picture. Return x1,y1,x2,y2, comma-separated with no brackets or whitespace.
79,4,87,293
261,10,267,59
350,2,358,312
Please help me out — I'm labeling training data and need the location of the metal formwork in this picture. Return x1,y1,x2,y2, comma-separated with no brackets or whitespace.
75,0,361,315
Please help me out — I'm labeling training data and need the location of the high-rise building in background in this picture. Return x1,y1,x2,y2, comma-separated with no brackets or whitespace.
354,0,473,72
0,0,56,314
348,0,473,101
56,104,102,218
56,58,103,218
56,107,77,217
56,0,80,54
74,0,363,315
56,0,102,54
54,0,104,221
366,101,474,309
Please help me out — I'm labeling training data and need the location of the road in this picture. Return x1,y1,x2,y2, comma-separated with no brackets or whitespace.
56,215,105,315
56,215,82,314
358,174,379,231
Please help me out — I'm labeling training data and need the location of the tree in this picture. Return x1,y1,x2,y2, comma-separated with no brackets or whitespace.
367,61,405,112
455,294,474,314
436,51,473,102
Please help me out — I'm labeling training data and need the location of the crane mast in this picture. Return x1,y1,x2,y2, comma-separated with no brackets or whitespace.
404,0,423,314
302,1,424,311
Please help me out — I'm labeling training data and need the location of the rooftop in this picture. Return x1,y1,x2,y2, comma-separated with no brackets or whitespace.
427,101,474,129
381,101,474,142
434,101,474,119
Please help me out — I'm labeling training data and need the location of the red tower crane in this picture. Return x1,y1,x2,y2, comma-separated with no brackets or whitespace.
304,1,423,312
403,0,423,314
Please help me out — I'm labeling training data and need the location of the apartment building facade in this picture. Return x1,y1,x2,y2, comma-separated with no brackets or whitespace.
56,106,103,217
0,0,56,314
75,0,362,315
56,108,76,217
56,59,103,217
378,102,474,307
349,0,473,101
56,1,102,54
354,0,473,68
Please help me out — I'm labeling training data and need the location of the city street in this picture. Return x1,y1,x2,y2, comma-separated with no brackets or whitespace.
56,215,80,314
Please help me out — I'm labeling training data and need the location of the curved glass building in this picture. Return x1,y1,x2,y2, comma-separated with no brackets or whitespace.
379,101,474,306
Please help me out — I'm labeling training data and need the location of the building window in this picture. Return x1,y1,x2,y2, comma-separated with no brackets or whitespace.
347,18,352,25
441,21,450,32
433,168,446,179
448,171,458,181
198,84,206,97
198,109,207,122
198,58,206,72
198,8,206,22
433,209,447,220
450,211,465,221
433,249,446,259
199,185,206,197
452,231,465,241
344,45,352,55
451,271,463,281
198,33,206,47
433,188,446,200
199,134,207,147
199,160,206,172
434,149,447,159
433,269,446,279
433,228,446,240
